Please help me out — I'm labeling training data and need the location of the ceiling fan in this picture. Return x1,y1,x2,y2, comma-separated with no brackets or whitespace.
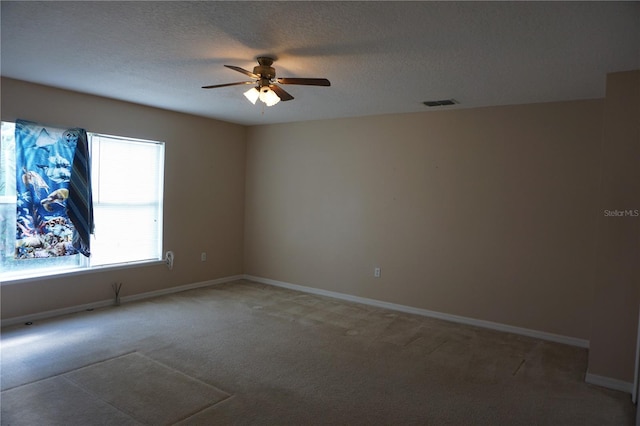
201,57,330,106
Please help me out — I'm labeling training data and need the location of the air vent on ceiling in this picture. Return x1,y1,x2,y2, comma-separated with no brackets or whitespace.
423,99,458,107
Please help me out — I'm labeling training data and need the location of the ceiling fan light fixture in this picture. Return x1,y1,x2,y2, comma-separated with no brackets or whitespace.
243,87,259,104
259,86,280,106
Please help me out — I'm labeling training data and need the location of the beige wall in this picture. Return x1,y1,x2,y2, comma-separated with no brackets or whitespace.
244,100,603,340
1,78,246,319
588,70,640,383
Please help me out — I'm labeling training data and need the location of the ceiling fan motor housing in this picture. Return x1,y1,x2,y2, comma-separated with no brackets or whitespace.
254,57,276,83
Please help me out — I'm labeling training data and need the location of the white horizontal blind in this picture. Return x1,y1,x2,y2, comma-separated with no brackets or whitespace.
89,134,164,267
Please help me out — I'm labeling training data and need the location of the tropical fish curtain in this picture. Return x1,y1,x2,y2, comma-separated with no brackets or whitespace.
15,119,94,259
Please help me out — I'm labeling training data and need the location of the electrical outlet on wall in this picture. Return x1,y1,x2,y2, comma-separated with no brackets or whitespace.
201,252,207,262
374,267,381,278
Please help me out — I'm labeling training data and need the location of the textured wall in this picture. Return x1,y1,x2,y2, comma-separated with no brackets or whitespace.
244,100,603,341
588,70,640,383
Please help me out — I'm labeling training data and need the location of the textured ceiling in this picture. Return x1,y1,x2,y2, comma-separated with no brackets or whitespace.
1,1,639,126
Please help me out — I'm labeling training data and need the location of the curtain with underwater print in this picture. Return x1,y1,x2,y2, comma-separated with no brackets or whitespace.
15,119,93,259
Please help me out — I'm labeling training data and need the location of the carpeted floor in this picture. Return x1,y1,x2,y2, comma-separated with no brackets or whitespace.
1,279,635,425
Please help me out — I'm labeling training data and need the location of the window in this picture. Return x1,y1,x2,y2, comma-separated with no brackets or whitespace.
0,121,164,281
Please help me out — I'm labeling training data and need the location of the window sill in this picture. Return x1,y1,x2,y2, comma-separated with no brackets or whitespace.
0,259,166,286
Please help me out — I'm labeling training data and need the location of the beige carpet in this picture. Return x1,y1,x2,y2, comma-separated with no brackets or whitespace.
2,352,229,425
1,279,634,425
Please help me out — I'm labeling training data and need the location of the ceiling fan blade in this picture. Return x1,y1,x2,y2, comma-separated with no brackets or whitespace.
270,85,294,102
277,78,331,87
201,81,255,89
224,65,259,79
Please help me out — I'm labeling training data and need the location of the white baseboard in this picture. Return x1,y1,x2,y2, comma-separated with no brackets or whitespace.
4,274,629,395
246,276,640,393
121,274,244,303
243,275,590,349
586,372,634,394
1,298,116,328
0,274,243,327
246,275,640,395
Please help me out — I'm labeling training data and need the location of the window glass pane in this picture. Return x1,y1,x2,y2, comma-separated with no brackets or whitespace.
93,137,163,204
91,204,161,266
89,134,164,267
